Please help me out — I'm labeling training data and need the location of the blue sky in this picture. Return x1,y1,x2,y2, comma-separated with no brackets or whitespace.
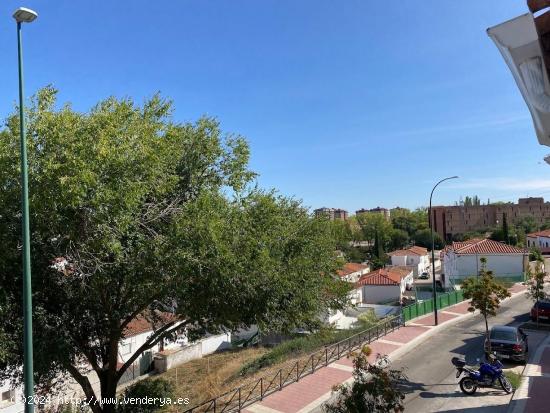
1,0,548,212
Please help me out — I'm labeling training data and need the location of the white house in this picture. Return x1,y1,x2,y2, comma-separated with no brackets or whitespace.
527,229,550,253
354,267,414,305
442,238,528,288
388,246,430,276
337,262,370,283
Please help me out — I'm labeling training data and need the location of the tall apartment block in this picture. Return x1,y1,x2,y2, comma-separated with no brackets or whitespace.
356,207,391,221
432,197,550,241
314,207,348,221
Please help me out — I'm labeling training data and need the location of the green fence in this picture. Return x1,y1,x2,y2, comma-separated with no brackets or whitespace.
402,290,465,322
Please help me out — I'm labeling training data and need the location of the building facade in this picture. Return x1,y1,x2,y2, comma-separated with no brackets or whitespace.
388,246,430,276
356,207,391,221
314,207,348,221
441,238,528,287
432,197,550,241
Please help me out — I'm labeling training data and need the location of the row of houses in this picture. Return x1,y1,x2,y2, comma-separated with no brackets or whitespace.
337,245,430,306
338,239,530,306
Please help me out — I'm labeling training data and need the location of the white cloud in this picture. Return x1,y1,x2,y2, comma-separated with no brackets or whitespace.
448,178,550,191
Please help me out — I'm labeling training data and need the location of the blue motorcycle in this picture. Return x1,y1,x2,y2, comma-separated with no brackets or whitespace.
451,355,513,395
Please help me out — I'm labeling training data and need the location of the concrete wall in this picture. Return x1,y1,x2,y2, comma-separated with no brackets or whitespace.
444,252,526,287
154,332,232,373
0,380,23,413
362,285,400,304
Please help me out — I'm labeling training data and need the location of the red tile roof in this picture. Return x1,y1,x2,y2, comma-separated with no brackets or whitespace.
124,312,178,338
356,268,411,286
527,229,550,238
447,238,527,255
388,246,428,256
337,262,369,277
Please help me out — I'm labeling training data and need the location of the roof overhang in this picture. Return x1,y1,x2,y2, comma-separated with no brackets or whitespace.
488,11,550,147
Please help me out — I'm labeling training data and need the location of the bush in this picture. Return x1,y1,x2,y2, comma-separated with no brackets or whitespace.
239,317,381,376
117,378,174,413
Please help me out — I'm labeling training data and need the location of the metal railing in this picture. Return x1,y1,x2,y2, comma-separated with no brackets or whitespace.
183,315,403,413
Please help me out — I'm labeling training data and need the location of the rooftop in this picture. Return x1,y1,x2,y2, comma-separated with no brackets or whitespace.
446,238,527,255
356,267,411,286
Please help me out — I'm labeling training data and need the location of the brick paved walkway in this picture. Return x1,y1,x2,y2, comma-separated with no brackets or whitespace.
244,283,528,413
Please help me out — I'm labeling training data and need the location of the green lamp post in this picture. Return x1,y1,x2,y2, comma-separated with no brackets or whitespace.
13,7,38,413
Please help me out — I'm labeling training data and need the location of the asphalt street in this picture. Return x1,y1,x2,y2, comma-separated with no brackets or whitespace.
393,292,536,413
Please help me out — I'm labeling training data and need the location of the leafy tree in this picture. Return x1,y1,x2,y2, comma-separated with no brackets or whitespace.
390,228,409,250
0,88,349,412
391,208,427,236
323,346,406,413
356,213,392,246
540,220,550,231
516,216,538,235
117,378,174,413
526,261,547,327
529,247,544,263
412,229,444,251
462,258,511,353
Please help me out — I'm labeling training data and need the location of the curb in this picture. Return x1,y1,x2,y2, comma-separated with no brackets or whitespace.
506,327,550,413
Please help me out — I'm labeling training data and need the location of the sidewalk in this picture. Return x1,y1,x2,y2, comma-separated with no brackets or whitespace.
508,330,550,413
245,283,528,413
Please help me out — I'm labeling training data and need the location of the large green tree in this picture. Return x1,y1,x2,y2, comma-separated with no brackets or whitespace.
0,88,348,412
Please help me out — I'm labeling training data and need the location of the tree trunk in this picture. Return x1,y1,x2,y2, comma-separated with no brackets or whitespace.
99,373,119,413
485,315,491,356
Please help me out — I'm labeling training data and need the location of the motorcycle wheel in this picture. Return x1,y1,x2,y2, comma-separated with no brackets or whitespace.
499,376,513,394
459,377,477,395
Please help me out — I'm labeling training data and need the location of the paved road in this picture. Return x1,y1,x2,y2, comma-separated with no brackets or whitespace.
393,292,535,413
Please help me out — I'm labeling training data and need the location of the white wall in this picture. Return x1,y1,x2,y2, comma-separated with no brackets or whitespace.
0,380,23,413
444,252,526,285
390,256,407,266
527,235,550,249
362,285,400,304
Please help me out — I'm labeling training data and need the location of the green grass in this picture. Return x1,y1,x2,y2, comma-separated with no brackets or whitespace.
239,315,381,376
505,370,522,389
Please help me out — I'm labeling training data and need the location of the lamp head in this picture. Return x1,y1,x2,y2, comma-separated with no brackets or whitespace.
13,7,38,23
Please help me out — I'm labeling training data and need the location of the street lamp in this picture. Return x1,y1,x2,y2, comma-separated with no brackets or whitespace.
13,7,38,413
429,176,459,326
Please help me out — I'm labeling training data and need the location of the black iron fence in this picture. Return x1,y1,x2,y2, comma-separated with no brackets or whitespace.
183,315,403,413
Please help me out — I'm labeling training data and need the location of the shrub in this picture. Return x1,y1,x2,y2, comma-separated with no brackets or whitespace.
239,317,381,376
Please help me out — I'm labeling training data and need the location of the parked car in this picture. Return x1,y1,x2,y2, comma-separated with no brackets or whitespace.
418,272,429,279
531,300,550,323
484,325,528,364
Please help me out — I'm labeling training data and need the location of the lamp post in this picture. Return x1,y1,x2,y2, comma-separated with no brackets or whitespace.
13,7,38,413
429,176,459,326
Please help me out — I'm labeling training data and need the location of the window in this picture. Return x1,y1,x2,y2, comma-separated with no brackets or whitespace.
120,342,132,355
1,390,15,406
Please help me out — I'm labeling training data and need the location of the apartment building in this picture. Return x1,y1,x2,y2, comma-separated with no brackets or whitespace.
314,207,348,221
356,207,391,221
432,197,550,241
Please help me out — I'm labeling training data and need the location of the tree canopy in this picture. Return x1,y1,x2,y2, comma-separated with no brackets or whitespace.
0,88,349,411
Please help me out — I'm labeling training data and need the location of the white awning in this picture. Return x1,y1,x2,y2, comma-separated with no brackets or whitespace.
488,13,550,147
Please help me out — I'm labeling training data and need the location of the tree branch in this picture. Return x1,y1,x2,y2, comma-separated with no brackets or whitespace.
115,320,186,381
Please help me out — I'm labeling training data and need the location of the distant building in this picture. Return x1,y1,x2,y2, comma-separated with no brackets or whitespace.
527,229,550,253
314,207,348,221
432,197,550,242
336,262,371,283
356,207,390,221
388,246,430,276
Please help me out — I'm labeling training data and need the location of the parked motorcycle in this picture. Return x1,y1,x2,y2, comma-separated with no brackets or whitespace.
451,355,513,395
